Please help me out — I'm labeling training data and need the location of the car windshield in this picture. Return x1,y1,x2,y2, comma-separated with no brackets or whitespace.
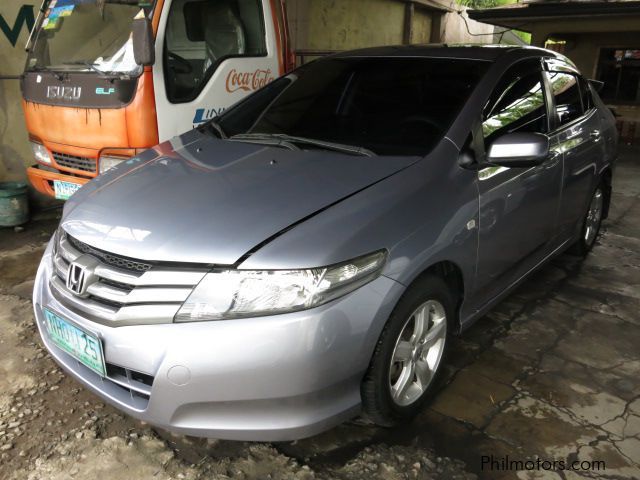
218,56,489,156
26,0,156,76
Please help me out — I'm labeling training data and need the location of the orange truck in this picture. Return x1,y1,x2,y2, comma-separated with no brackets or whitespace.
22,0,294,200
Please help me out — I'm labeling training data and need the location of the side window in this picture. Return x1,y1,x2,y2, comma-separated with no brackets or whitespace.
164,0,267,103
483,70,548,146
546,72,584,127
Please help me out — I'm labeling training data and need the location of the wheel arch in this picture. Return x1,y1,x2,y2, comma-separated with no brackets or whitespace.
405,260,466,333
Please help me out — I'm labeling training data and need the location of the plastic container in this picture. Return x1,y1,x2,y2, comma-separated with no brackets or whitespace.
0,182,29,227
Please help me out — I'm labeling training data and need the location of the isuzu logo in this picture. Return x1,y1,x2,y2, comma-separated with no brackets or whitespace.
65,255,99,296
47,85,82,101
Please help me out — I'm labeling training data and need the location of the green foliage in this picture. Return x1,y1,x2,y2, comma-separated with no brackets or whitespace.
457,0,517,9
458,0,500,8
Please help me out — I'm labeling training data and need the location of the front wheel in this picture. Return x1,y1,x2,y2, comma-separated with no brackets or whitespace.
568,185,604,256
361,275,453,426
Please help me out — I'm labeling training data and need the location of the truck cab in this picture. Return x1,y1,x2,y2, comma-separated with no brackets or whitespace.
22,0,293,200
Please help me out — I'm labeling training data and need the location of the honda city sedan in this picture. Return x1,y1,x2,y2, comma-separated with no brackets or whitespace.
33,45,617,441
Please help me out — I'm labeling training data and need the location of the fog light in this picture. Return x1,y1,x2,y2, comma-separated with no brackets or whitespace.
99,155,128,174
31,142,51,164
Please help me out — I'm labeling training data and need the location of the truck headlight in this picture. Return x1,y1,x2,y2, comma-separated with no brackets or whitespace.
99,155,128,174
175,250,387,322
31,141,51,164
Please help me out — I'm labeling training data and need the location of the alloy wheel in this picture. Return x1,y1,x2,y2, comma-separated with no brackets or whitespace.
585,188,604,246
388,300,447,407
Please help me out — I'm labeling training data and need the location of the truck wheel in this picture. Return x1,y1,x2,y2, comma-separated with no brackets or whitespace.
361,275,453,426
568,185,604,257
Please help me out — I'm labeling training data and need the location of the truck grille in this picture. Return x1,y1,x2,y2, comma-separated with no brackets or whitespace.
52,152,96,173
49,230,209,326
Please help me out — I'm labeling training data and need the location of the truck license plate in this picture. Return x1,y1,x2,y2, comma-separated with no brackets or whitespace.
53,180,81,200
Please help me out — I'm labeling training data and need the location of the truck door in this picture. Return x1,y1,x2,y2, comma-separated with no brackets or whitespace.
153,0,283,141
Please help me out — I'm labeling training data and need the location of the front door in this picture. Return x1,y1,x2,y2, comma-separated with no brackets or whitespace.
474,60,563,304
153,0,283,141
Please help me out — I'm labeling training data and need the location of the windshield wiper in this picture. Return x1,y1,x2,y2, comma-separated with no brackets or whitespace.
61,61,123,79
199,120,228,139
229,133,299,151
230,133,376,157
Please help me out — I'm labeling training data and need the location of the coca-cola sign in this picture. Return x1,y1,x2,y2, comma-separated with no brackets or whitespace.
226,68,275,93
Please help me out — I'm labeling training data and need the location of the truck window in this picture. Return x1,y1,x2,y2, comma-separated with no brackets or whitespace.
164,0,267,103
26,1,150,75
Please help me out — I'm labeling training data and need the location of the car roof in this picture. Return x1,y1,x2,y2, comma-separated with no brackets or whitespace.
333,44,563,63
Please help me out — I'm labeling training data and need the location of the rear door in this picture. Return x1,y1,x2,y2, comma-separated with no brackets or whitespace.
153,0,284,141
474,59,563,303
544,65,604,241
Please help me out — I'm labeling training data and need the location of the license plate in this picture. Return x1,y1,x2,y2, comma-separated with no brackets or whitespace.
53,180,81,200
43,308,106,377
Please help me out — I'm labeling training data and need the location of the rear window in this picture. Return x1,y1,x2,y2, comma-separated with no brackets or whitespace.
219,57,489,156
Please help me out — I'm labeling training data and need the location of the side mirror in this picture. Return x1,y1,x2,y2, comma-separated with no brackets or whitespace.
132,17,155,67
486,132,550,168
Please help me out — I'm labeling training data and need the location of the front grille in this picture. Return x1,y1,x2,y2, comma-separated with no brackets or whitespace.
105,363,155,403
49,230,209,326
67,235,153,273
52,151,96,173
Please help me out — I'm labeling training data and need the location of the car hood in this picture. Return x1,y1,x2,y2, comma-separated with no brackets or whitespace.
62,131,419,265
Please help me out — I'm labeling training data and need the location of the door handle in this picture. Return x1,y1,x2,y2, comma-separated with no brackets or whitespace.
590,130,601,140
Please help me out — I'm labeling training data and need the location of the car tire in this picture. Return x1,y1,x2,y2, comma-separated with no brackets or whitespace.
568,184,605,257
361,275,454,427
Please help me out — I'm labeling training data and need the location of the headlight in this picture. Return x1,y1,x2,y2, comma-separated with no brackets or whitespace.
99,155,128,174
175,250,387,322
31,141,51,164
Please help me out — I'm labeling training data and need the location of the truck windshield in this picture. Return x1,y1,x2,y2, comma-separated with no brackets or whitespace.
26,0,155,75
219,57,489,156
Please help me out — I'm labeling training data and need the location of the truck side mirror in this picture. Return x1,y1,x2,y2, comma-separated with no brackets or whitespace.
132,17,155,67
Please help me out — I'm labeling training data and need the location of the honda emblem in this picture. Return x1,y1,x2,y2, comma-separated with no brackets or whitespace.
64,255,99,297
66,262,87,295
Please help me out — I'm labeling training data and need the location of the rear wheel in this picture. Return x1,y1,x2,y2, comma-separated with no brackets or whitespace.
568,185,604,256
361,275,453,426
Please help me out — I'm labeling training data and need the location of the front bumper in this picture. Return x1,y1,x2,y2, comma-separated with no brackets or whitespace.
33,240,404,441
27,165,90,198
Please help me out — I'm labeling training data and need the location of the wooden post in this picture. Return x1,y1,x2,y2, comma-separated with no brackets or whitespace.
430,12,444,43
403,2,415,45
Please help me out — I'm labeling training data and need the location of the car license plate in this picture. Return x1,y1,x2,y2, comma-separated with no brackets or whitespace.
53,180,81,200
43,308,106,377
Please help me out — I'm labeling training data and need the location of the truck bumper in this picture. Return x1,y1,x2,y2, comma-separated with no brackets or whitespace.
27,165,91,198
